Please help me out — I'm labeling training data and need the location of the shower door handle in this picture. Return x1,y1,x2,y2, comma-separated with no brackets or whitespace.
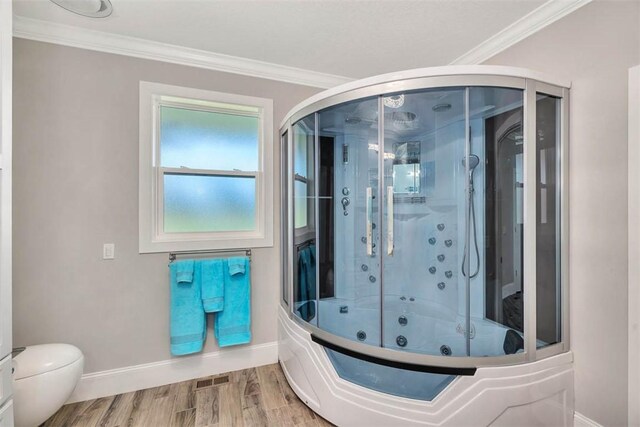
366,187,373,256
387,186,394,256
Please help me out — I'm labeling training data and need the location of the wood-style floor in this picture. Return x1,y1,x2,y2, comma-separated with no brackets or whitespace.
44,363,334,427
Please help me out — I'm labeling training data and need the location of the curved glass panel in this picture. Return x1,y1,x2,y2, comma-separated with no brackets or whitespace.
536,93,561,348
316,97,381,346
326,349,455,401
381,87,468,357
469,86,525,357
293,114,317,326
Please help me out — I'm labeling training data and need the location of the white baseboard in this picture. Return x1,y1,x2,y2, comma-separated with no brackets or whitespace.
574,411,603,427
68,341,278,403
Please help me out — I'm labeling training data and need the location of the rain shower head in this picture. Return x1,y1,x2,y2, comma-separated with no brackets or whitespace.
462,154,480,171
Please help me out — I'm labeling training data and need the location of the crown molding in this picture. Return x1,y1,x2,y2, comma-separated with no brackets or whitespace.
450,0,593,65
12,15,354,89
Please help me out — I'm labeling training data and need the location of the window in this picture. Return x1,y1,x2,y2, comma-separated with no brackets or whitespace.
139,82,273,253
293,115,315,234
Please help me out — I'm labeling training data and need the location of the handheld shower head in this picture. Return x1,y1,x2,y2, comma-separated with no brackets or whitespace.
462,154,480,172
461,153,481,279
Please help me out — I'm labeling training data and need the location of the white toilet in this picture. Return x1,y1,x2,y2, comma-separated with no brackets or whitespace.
12,344,84,427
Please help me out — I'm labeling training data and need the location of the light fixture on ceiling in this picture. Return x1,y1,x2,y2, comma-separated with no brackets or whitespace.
383,94,404,109
50,0,113,18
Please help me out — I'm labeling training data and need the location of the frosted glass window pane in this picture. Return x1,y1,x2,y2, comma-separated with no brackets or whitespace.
294,180,308,229
160,106,258,171
164,174,256,233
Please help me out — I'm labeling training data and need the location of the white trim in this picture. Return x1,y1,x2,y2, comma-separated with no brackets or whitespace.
0,0,13,364
12,15,352,89
628,64,640,427
523,80,537,361
279,308,575,426
139,81,274,253
574,411,603,427
280,66,571,129
68,341,278,403
450,0,593,65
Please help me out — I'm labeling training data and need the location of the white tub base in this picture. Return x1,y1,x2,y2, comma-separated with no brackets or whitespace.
278,307,574,426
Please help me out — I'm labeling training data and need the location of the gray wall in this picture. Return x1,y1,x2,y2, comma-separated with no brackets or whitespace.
485,1,640,425
12,38,319,373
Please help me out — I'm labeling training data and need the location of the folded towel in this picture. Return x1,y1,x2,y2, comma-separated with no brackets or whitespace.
215,257,251,347
170,260,205,356
228,256,246,276
176,259,195,283
201,259,224,313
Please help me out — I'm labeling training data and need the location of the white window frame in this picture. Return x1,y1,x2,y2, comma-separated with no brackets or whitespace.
139,81,274,253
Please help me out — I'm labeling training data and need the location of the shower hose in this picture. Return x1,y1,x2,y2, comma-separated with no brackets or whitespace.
462,186,480,278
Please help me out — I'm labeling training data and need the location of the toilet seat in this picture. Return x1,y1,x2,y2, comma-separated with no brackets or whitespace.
13,343,83,379
12,343,84,427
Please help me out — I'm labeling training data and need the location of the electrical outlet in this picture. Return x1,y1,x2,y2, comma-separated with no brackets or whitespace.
103,243,115,260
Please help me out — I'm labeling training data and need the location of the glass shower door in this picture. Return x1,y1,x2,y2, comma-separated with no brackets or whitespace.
380,88,470,357
315,98,382,346
469,86,524,357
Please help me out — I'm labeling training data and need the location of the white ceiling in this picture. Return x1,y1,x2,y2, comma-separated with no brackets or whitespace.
13,0,548,79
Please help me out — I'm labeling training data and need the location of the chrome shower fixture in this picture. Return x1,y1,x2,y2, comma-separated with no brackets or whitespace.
462,154,480,173
432,103,452,112
341,197,350,216
342,144,349,164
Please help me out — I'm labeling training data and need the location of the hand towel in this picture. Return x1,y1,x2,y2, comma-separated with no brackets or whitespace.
176,259,195,283
215,257,251,347
228,256,246,276
201,259,224,313
170,260,205,356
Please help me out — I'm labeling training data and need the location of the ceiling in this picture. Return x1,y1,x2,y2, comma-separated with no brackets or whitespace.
13,0,548,79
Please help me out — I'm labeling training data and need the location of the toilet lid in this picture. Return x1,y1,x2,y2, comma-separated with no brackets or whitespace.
13,343,83,380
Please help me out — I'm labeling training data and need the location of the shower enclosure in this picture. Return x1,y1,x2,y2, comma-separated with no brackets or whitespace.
279,67,572,426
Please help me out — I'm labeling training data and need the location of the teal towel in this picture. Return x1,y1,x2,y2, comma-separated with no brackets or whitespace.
215,257,251,347
297,245,316,322
176,259,195,283
228,256,245,276
170,260,205,356
201,259,224,313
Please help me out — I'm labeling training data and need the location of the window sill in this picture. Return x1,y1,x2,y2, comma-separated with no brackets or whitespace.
139,234,274,254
